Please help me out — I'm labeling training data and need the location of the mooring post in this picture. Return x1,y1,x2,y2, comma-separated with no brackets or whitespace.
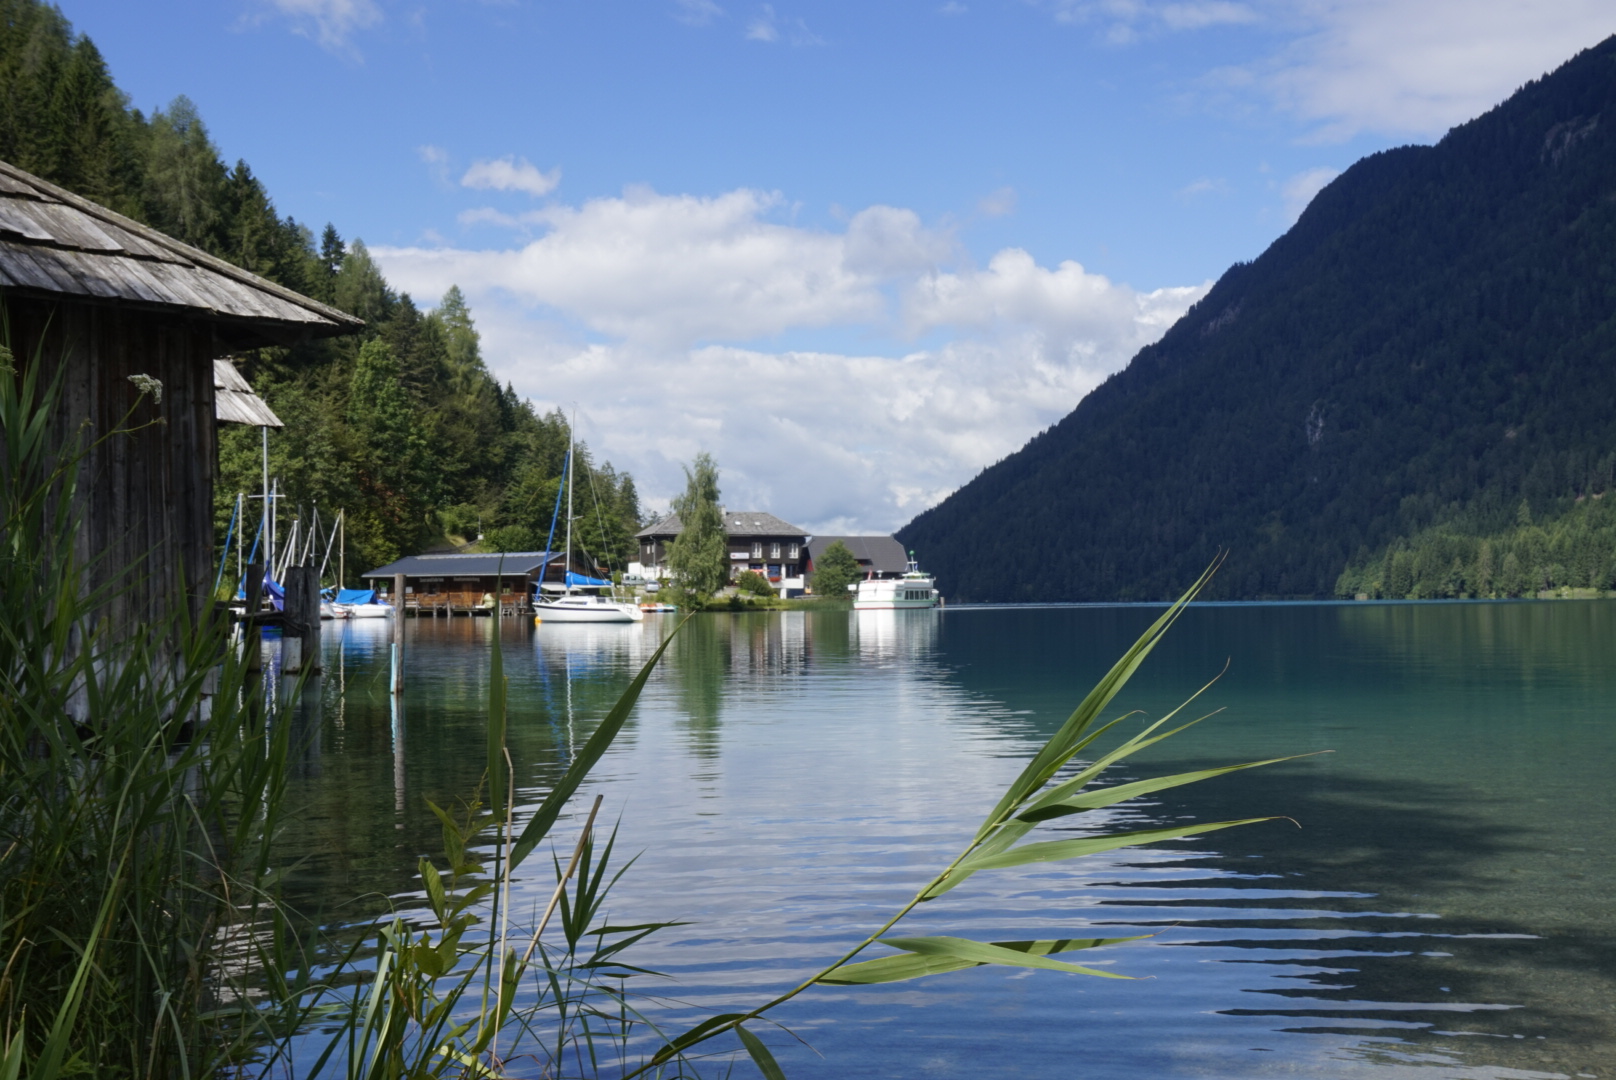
391,572,406,695
283,564,306,673
244,561,265,674
302,563,322,674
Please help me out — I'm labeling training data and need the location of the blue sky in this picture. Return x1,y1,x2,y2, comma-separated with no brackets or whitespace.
65,0,1616,531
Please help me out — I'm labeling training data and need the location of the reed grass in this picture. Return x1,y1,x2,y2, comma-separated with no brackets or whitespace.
0,345,296,1078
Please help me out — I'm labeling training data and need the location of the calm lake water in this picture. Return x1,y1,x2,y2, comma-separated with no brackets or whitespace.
276,602,1616,1080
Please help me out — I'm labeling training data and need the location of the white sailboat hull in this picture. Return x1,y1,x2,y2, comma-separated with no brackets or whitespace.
534,598,643,623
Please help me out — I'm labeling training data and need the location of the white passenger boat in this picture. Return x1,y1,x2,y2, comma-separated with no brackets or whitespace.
851,554,940,610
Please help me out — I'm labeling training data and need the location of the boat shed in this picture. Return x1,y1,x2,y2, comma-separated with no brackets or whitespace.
361,550,596,615
0,158,363,639
806,535,910,579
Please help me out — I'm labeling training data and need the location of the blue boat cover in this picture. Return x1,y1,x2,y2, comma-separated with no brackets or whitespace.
565,571,611,588
263,578,285,611
336,588,378,605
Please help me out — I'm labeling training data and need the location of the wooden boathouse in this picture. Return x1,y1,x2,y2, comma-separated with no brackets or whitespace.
0,159,362,638
361,551,596,616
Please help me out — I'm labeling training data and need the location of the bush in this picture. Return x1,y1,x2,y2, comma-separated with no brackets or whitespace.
736,570,776,597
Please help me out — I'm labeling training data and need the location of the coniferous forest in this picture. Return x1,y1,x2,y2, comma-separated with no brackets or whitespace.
0,0,643,580
900,36,1616,602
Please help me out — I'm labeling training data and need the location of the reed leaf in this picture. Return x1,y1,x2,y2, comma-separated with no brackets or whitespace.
735,1025,787,1080
876,936,1137,979
960,817,1278,872
818,935,1149,985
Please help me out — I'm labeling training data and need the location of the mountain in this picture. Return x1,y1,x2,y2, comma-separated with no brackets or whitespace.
898,36,1616,602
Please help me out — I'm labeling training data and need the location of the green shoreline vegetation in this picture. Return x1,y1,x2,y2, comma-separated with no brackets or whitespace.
1335,495,1616,600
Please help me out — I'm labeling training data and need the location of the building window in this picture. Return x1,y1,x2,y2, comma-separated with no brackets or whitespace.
770,542,781,559
751,541,763,558
788,543,799,559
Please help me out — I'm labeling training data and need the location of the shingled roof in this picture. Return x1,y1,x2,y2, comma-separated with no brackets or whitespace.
0,160,363,346
636,510,808,539
213,359,283,427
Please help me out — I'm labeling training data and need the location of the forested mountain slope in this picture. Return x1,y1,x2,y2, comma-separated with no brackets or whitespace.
0,0,641,578
899,36,1616,602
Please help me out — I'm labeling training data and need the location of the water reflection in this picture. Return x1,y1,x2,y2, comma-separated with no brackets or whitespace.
272,604,1616,1080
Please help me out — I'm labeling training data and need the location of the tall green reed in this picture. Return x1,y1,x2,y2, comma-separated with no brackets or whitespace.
0,344,296,1078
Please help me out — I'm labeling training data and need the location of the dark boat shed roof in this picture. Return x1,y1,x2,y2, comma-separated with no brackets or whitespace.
0,160,363,347
362,552,567,579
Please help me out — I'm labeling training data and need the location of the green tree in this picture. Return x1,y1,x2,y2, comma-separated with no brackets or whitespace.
143,95,227,250
346,339,437,565
810,540,861,598
667,453,726,599
736,570,775,597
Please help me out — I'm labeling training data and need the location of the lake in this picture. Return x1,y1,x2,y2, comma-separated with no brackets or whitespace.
276,601,1616,1079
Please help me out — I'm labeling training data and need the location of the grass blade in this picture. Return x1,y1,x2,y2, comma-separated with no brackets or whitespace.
1017,755,1320,822
876,936,1136,980
961,817,1280,872
736,1024,788,1080
818,935,1149,985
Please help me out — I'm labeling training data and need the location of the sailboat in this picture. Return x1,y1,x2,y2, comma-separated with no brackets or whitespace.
533,418,642,624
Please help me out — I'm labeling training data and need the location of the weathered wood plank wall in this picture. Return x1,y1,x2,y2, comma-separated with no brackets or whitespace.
7,296,219,636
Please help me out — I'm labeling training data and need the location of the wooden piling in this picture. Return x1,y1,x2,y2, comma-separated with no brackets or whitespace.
283,564,323,674
391,572,405,695
243,561,265,674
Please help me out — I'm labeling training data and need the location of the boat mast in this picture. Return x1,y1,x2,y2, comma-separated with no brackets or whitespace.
565,409,575,594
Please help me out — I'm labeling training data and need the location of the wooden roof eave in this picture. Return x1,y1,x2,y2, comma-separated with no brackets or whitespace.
0,284,361,347
0,159,365,336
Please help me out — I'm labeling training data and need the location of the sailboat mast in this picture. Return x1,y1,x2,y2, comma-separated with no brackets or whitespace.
565,410,575,590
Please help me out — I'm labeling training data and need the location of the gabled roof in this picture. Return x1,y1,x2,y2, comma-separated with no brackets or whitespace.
213,359,283,427
0,160,364,346
362,551,568,579
808,535,908,575
637,509,807,540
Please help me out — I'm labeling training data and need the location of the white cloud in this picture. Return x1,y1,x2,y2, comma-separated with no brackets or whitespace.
1281,166,1340,223
1177,176,1229,199
372,186,1206,531
461,156,562,197
1046,0,1257,37
674,0,723,25
745,4,823,45
977,186,1017,217
939,1,968,14
261,0,381,52
746,5,779,41
1257,0,1616,140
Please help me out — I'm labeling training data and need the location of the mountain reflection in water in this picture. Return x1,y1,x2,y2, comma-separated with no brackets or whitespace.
274,602,1616,1080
